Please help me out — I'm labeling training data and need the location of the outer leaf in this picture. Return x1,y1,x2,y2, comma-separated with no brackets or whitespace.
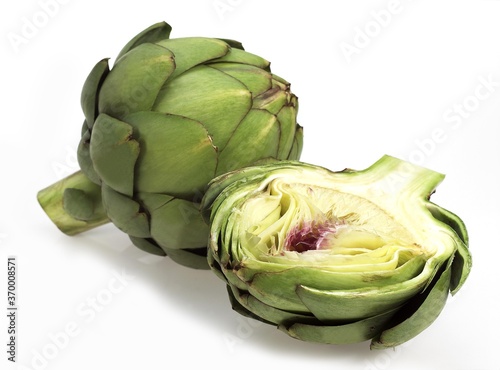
139,193,209,250
63,188,96,221
153,64,252,150
276,105,299,159
241,259,428,315
253,87,288,114
99,43,175,119
101,184,150,238
77,128,101,185
287,125,303,160
116,21,172,61
426,202,471,293
210,48,270,71
80,59,109,129
228,284,316,325
370,258,453,349
89,114,139,197
129,236,167,257
162,247,210,270
281,309,398,345
217,38,244,50
209,62,272,96
155,37,229,79
216,109,280,176
230,267,413,344
123,111,218,197
296,278,424,321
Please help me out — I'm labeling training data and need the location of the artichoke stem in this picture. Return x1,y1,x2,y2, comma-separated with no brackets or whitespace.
37,170,110,235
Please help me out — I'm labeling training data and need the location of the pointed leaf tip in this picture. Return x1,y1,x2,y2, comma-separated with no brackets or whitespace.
116,21,173,61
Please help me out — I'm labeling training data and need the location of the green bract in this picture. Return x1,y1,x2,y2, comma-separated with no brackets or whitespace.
37,21,302,269
201,156,471,348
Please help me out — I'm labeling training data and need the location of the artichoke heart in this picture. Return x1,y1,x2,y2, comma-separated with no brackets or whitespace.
201,155,471,348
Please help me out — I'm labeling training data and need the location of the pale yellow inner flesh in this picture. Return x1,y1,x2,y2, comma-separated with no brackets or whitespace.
239,180,428,271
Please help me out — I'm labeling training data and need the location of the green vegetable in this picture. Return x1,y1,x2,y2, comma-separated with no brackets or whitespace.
37,21,303,269
201,155,471,348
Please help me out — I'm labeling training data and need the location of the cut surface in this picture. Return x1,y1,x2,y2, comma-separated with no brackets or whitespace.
239,181,425,272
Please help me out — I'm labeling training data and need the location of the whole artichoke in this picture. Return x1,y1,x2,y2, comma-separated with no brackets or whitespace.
38,21,302,269
201,156,471,348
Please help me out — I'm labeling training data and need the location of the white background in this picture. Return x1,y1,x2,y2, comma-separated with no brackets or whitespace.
1,1,499,369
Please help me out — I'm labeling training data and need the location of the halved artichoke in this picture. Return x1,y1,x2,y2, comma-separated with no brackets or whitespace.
201,155,471,348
